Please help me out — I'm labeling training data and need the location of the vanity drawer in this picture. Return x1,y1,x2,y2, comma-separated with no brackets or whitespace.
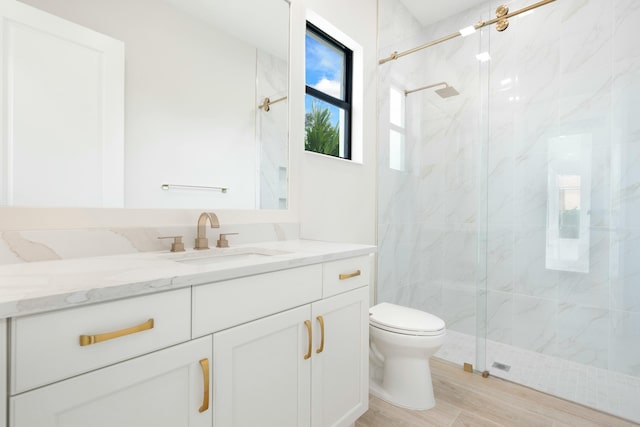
11,288,191,394
323,255,372,297
192,264,322,337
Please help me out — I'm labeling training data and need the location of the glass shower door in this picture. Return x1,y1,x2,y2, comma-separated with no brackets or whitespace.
377,6,490,375
481,0,640,421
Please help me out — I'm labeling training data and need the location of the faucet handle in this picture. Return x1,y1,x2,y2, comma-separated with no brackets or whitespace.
158,236,185,252
216,233,239,248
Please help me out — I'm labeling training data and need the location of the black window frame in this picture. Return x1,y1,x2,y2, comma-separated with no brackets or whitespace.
305,22,353,159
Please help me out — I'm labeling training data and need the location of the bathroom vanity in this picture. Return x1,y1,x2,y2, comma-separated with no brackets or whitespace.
0,240,375,427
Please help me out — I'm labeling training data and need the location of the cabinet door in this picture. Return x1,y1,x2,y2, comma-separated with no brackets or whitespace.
213,305,312,427
0,319,6,427
311,287,369,427
10,336,212,427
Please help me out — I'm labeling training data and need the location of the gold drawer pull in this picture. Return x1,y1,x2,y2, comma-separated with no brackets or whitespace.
339,270,361,280
304,320,312,360
316,316,325,354
198,358,210,413
79,318,154,347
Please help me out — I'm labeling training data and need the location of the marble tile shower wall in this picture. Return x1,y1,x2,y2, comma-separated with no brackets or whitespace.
486,0,640,378
378,0,640,379
257,50,288,210
378,0,486,337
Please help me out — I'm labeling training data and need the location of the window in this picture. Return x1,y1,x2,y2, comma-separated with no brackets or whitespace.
305,22,353,159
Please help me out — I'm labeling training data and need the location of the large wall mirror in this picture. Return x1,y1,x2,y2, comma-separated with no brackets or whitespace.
1,0,289,210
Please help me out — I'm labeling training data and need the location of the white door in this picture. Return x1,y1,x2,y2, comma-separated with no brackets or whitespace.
10,336,212,427
0,0,124,207
311,287,369,427
213,304,312,427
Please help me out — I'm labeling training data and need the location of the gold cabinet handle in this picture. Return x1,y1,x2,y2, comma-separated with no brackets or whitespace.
316,316,325,354
304,320,312,360
339,270,361,280
198,358,210,413
79,318,154,346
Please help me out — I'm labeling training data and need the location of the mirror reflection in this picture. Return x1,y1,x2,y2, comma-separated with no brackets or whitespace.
1,0,289,210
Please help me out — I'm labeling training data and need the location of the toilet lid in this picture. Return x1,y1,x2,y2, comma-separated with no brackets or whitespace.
369,303,445,336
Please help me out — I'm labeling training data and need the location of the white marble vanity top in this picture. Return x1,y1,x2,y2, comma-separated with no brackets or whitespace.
0,239,376,319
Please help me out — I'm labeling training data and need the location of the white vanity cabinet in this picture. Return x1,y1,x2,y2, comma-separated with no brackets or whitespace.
310,286,369,427
8,288,206,427
0,320,6,425
2,248,374,427
209,257,371,427
10,336,213,427
213,304,312,427
10,288,192,394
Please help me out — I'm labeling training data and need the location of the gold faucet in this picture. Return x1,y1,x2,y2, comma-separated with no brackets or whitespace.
195,212,220,250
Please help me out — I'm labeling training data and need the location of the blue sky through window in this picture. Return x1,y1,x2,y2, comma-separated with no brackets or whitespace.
305,31,344,127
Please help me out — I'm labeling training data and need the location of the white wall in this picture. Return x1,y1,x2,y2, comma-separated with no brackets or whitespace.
0,0,378,250
295,0,378,245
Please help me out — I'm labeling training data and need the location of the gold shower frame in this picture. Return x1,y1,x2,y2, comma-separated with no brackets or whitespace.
378,0,556,65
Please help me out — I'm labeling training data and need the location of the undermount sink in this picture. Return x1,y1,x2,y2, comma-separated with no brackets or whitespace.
176,252,268,265
164,247,290,265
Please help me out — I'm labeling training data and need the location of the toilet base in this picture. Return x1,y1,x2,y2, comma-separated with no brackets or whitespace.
369,357,436,411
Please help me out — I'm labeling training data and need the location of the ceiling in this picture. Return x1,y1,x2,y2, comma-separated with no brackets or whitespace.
398,0,490,27
163,0,289,59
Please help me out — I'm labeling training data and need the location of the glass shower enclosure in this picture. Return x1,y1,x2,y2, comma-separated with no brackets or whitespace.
377,0,640,422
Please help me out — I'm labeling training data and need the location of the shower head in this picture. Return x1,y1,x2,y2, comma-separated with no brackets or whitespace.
404,81,459,98
435,85,459,98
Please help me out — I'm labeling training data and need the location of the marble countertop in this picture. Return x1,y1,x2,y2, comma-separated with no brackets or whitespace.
0,239,376,319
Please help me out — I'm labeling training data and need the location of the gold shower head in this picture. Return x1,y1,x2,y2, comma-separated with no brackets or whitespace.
404,82,459,98
434,85,459,98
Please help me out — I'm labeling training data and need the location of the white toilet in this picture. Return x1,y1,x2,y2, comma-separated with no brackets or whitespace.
368,303,446,410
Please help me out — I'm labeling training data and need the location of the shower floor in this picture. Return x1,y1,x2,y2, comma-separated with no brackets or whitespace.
435,330,640,424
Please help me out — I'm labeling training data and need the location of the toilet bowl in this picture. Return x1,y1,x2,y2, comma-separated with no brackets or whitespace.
369,303,446,410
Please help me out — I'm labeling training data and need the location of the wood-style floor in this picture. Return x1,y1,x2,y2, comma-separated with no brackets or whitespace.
356,358,639,427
